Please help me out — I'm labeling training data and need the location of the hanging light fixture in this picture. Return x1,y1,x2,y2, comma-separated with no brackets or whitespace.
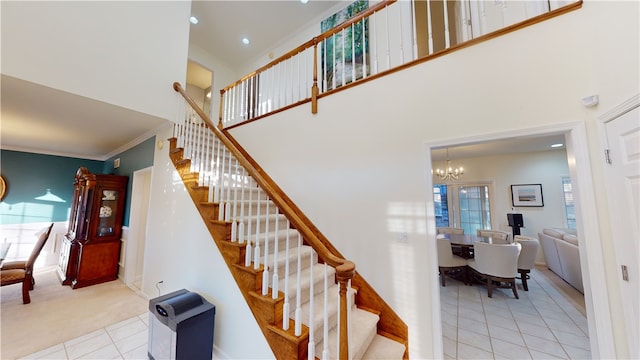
435,148,464,181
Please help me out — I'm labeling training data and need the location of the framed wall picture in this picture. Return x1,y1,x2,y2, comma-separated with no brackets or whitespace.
511,184,544,207
0,175,6,201
320,0,370,91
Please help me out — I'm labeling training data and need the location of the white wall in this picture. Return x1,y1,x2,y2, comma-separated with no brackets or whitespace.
142,126,273,359
225,1,639,358
1,1,190,122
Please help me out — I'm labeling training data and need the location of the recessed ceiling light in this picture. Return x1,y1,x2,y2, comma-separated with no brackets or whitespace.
189,16,198,24
242,37,250,45
551,143,564,148
300,0,309,4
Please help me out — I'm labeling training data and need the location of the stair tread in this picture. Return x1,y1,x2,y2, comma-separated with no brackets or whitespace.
361,335,406,359
243,228,299,245
314,307,379,360
278,263,336,300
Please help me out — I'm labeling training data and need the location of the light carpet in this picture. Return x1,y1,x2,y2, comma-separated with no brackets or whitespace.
1,266,148,360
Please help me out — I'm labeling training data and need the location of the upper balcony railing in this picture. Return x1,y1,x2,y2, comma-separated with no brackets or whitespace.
219,0,582,129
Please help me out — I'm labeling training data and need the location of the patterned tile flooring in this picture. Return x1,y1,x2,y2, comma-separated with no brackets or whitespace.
18,314,149,360
440,267,591,359
20,267,589,359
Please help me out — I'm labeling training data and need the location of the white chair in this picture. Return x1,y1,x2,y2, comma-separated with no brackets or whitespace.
477,229,511,244
437,227,465,256
514,235,540,291
468,241,521,299
437,238,468,287
437,227,464,235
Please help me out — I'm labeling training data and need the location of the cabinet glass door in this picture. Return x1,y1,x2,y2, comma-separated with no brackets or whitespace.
97,189,119,237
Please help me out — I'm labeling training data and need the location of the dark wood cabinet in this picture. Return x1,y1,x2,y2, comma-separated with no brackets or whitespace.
57,167,127,289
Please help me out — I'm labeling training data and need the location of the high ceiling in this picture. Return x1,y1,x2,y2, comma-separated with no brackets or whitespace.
1,1,564,161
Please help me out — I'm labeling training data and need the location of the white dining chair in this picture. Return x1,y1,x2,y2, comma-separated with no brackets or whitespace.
436,227,464,235
514,235,540,291
437,227,465,256
468,241,521,299
437,237,468,286
477,229,511,244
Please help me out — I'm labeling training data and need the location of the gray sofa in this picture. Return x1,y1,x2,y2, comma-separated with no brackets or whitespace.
537,228,584,293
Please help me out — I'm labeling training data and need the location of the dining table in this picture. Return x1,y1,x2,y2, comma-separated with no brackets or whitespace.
442,233,493,258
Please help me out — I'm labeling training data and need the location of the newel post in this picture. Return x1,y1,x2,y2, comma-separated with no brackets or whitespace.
311,38,319,114
218,89,226,129
336,261,355,360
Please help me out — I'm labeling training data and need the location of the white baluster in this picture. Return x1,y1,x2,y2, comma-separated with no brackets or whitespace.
282,220,291,330
426,0,434,55
443,0,451,49
372,11,379,74
307,250,315,360
362,18,368,79
272,207,280,300
245,178,253,267
213,138,221,203
262,198,270,296
332,34,337,90
203,128,210,189
398,3,405,64
294,233,302,336
322,39,328,92
239,167,246,243
225,150,232,221
322,263,329,360
385,7,391,70
341,28,346,86
217,147,226,221
336,285,340,360
351,23,356,83
348,279,353,360
253,188,261,270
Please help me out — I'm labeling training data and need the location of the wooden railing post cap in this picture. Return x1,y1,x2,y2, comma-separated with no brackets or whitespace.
336,261,356,281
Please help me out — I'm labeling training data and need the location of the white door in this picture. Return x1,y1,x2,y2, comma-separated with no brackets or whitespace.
603,104,639,359
125,167,152,291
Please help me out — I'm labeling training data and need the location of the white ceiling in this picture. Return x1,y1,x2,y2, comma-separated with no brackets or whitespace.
1,1,563,161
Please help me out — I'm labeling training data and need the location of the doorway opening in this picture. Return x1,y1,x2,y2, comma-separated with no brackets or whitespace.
186,60,213,120
425,123,612,359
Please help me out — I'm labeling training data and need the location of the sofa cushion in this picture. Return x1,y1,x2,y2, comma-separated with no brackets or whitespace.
543,228,566,238
562,234,579,246
538,233,563,277
555,237,584,293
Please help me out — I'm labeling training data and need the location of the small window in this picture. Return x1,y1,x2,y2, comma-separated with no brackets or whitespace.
562,177,576,229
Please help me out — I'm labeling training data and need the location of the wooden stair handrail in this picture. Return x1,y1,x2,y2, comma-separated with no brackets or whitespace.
174,82,350,272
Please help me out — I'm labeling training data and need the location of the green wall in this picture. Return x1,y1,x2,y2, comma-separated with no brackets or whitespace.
0,136,155,226
103,136,156,226
0,151,103,225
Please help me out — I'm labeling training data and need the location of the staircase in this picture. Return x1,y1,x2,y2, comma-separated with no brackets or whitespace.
169,83,408,359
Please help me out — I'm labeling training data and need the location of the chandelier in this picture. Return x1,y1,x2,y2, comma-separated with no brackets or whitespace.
435,148,464,181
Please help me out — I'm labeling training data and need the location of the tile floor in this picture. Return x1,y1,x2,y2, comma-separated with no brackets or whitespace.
19,268,589,360
18,314,150,360
440,267,591,359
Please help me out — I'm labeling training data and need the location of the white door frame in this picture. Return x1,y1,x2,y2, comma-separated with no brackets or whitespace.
424,121,615,359
124,166,152,293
